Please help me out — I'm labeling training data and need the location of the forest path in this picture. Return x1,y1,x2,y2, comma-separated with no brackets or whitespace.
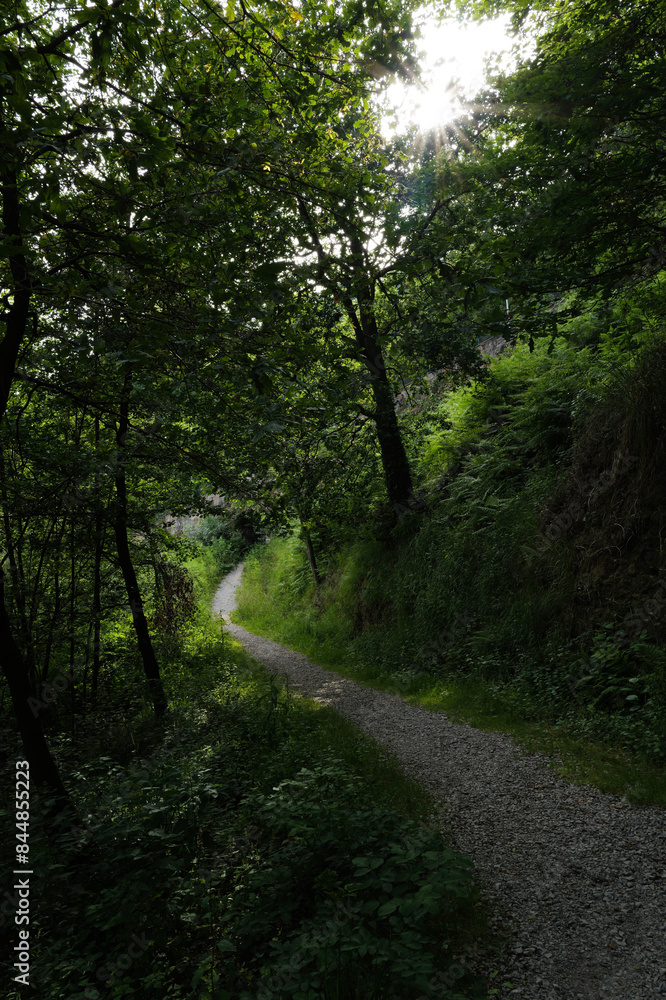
212,568,666,1000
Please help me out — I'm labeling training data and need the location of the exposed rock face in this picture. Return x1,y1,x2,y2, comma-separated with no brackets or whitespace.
163,494,225,535
478,334,509,358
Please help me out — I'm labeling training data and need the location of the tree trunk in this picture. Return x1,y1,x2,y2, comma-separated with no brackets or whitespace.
69,518,77,734
42,515,68,682
0,162,69,807
357,313,414,514
300,523,321,586
0,449,37,677
347,235,414,515
0,166,31,420
0,569,69,804
90,415,103,708
90,521,103,710
368,360,414,514
114,370,167,719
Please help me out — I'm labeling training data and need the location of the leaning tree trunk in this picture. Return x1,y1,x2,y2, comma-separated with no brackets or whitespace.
367,360,414,515
0,570,69,804
0,405,39,683
356,316,414,513
348,235,414,516
0,163,69,807
296,202,414,516
114,370,167,719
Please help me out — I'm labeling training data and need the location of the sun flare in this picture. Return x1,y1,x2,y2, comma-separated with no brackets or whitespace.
381,14,517,136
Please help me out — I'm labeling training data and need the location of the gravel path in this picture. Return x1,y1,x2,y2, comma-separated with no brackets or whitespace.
213,567,666,1000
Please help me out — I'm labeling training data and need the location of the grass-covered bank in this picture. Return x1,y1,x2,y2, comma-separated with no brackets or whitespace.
233,338,666,808
234,541,666,806
1,561,492,1000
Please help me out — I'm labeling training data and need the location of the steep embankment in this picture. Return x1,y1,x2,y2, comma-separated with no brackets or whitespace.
214,568,666,1000
233,340,666,770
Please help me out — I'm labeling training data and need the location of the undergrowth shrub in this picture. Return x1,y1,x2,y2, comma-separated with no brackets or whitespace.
228,763,479,1000
188,512,258,576
553,627,666,758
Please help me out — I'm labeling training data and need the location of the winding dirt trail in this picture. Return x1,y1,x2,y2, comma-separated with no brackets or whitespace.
212,567,666,1000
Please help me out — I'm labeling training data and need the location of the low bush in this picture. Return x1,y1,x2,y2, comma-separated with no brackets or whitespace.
227,764,479,1000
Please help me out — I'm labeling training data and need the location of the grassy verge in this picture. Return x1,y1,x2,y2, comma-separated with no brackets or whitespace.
233,540,666,808
185,547,225,607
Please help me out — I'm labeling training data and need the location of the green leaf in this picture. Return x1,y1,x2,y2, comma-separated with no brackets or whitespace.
217,939,237,953
254,262,286,283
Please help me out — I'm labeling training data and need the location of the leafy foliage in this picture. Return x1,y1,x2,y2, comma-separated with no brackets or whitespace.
228,764,476,999
465,0,666,343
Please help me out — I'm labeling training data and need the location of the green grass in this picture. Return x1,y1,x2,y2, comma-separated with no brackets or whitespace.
233,546,666,808
226,634,437,822
184,547,224,607
411,679,666,807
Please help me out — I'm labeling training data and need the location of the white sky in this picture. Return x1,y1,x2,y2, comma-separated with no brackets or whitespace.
381,12,520,134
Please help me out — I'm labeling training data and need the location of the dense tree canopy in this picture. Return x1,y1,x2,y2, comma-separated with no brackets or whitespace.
464,0,666,340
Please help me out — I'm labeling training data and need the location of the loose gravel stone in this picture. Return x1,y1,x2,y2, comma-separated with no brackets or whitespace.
213,567,666,1000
